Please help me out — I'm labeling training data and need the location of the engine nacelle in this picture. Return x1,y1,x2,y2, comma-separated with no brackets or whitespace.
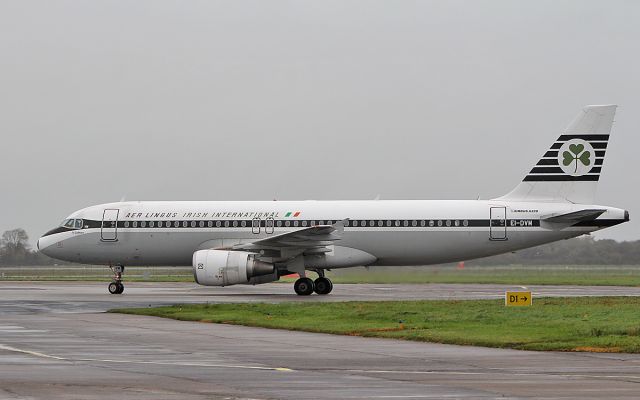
193,250,276,286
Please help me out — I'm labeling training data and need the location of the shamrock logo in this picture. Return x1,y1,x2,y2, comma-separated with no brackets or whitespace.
562,143,591,173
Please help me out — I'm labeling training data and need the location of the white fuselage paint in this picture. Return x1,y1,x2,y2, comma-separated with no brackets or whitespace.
37,200,627,268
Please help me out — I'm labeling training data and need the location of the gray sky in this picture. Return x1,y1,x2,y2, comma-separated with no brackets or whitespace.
1,0,638,245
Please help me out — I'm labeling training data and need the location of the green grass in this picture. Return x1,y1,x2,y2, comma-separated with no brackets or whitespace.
319,265,640,286
0,267,193,282
111,297,640,353
3,265,640,286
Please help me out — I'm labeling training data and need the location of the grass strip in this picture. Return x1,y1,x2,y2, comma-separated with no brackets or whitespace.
110,297,640,353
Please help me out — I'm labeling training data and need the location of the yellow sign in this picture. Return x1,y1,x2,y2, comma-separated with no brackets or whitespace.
505,291,532,306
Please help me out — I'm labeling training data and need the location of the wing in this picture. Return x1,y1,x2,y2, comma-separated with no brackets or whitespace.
231,219,347,254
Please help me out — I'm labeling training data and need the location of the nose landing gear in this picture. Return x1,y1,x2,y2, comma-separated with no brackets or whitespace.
108,265,125,294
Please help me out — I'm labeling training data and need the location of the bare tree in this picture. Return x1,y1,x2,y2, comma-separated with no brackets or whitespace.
1,229,30,263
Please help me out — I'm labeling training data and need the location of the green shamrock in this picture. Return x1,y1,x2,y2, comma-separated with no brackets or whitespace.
562,143,591,173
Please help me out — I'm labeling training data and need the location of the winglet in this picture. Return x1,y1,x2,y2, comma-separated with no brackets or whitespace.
332,219,349,234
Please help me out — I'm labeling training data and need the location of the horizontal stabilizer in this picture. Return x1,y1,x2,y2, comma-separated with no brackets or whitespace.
542,209,606,223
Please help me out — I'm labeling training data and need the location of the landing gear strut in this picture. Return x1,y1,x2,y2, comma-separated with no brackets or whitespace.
108,265,125,294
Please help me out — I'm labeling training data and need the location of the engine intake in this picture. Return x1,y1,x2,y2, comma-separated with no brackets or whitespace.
193,250,275,286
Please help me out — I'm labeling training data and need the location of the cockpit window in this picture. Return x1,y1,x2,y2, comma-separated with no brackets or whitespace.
61,219,83,229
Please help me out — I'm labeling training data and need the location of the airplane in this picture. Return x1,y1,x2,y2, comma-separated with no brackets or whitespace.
37,105,629,295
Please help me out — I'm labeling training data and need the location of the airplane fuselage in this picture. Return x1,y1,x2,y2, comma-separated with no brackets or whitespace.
38,199,628,267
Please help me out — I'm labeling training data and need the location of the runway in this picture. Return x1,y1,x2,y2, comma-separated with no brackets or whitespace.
1,282,640,399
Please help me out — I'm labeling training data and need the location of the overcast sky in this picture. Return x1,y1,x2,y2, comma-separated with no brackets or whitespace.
1,0,638,245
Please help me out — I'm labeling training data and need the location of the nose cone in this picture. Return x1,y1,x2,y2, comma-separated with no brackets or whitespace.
37,233,58,257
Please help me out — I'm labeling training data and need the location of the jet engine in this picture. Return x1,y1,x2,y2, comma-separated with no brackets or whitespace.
193,250,276,286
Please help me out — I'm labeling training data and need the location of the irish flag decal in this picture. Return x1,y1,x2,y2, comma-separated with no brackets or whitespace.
285,211,301,217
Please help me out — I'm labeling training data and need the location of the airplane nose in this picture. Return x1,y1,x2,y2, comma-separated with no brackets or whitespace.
37,234,56,256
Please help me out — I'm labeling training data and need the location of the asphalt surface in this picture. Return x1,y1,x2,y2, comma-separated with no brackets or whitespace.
1,281,640,399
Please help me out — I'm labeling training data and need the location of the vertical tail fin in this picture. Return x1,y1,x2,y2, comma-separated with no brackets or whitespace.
498,105,617,204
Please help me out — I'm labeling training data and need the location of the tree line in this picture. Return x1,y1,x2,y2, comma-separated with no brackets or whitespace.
0,228,57,266
1,228,639,266
473,236,640,266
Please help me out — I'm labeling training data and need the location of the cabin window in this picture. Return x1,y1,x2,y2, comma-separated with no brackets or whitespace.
420,220,426,227
132,221,138,228
463,220,469,227
224,221,229,227
395,220,400,227
232,220,238,227
190,221,196,228
241,220,247,227
124,221,130,228
293,221,299,227
141,221,146,228
454,220,460,227
446,220,451,227
411,220,417,227
302,220,308,227
285,220,290,227
437,220,443,227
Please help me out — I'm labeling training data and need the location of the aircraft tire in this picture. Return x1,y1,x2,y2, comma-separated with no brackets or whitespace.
314,277,333,295
294,277,314,296
116,282,124,294
108,282,120,295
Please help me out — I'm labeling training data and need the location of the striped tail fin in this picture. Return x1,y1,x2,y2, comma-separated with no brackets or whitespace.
498,105,617,204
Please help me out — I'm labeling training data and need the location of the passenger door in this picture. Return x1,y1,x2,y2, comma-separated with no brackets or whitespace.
489,206,507,241
101,209,119,241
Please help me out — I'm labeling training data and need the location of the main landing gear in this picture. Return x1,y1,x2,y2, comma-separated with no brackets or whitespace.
294,270,333,296
108,265,125,295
